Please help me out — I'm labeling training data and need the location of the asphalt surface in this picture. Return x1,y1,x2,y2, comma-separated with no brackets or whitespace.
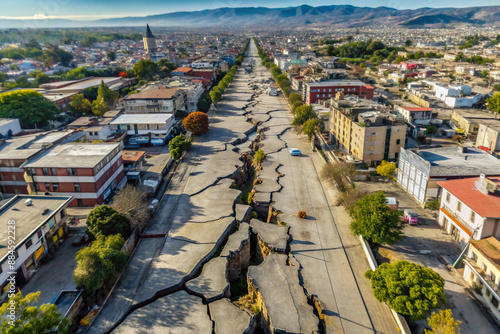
88,39,399,334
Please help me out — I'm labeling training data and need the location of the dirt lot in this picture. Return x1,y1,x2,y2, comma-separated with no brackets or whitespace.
354,180,500,334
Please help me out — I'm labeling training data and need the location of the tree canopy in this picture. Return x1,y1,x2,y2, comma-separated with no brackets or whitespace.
91,81,116,116
487,92,500,114
302,119,325,141
0,90,60,128
69,94,92,117
288,93,301,104
182,111,209,135
349,191,404,244
0,292,68,334
73,234,128,295
292,105,316,126
133,59,160,81
376,160,396,178
86,205,131,239
111,186,150,232
365,261,446,320
425,309,461,334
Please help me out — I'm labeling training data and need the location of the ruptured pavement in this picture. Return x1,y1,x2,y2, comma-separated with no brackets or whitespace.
88,39,398,334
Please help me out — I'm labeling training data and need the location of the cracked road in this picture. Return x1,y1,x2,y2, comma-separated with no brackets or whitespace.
87,39,399,334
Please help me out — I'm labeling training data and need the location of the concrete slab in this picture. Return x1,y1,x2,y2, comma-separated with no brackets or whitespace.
221,223,250,257
209,299,252,334
113,290,212,334
186,257,229,302
235,204,252,223
247,253,319,334
250,219,289,253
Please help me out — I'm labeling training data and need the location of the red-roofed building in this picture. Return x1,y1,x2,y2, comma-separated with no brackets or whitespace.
394,104,432,125
192,69,216,82
171,67,193,76
437,176,500,247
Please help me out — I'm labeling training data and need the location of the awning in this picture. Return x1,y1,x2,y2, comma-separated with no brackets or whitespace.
441,207,472,236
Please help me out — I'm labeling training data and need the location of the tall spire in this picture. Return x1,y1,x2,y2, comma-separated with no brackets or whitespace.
146,24,155,38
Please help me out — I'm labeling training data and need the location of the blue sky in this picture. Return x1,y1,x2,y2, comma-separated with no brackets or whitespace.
1,0,499,20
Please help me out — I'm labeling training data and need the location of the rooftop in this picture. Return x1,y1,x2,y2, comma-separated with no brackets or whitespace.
307,80,370,88
0,131,78,160
413,147,500,177
172,67,193,73
0,195,72,262
471,236,500,271
437,177,500,218
124,88,181,100
23,143,120,169
110,114,173,125
122,150,146,162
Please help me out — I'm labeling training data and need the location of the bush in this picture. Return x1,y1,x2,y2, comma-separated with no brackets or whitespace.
86,205,131,239
182,111,209,135
253,148,266,166
376,160,396,178
291,101,303,113
425,200,440,210
426,125,438,135
297,211,307,219
250,211,258,219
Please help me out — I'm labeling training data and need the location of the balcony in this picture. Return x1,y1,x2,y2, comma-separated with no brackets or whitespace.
441,205,474,236
465,258,500,298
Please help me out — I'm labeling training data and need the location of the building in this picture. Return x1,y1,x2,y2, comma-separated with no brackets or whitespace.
143,24,157,55
0,195,72,295
120,88,186,114
121,150,146,172
67,116,116,142
110,114,175,146
0,131,78,197
437,175,500,248
329,96,406,165
463,236,500,321
476,121,500,152
22,143,125,207
306,80,374,104
171,67,194,77
397,147,500,205
0,119,21,137
393,104,432,126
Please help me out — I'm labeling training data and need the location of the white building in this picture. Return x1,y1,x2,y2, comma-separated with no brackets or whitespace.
0,119,21,137
120,88,187,114
110,114,175,146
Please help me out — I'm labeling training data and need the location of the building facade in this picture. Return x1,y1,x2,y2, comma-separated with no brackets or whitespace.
120,89,186,114
306,80,374,104
22,143,125,207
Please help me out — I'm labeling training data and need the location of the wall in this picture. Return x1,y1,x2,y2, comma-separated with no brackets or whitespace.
397,148,430,204
476,124,500,152
387,125,406,161
408,93,431,108
0,119,21,136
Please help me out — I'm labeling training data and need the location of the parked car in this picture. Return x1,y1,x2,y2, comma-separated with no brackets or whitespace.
403,209,418,226
289,148,301,156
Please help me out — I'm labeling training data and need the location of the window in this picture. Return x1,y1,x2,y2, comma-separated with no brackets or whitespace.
37,230,42,239
77,199,83,207
44,183,51,191
67,168,77,176
74,183,81,192
42,168,49,176
26,239,32,249
396,139,400,145
470,211,476,223
60,209,66,219
446,192,451,203
48,219,54,228
52,183,59,192
12,175,16,181
456,201,462,212
35,183,40,191
370,146,375,151
30,168,37,175
482,262,487,272
491,272,496,283
50,168,57,176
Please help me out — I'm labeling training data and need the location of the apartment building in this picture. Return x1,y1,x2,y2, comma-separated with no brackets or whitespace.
22,143,125,207
0,195,72,295
120,88,187,114
329,96,406,166
110,114,175,146
305,80,374,104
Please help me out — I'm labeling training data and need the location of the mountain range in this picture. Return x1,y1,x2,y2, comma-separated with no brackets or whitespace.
1,4,500,29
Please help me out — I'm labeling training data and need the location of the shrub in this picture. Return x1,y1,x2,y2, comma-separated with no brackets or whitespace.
425,200,440,210
376,160,396,178
297,211,307,219
253,148,266,166
250,211,258,219
182,111,209,135
86,205,131,239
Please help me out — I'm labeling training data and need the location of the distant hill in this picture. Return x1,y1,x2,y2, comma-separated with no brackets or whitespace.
1,4,500,29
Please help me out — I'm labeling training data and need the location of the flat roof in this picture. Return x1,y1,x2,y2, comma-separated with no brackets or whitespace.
307,80,369,88
0,131,76,160
50,77,123,92
438,177,500,218
471,236,500,271
414,147,500,177
0,195,73,261
122,150,146,162
172,67,193,72
23,143,120,168
124,88,181,100
110,114,173,125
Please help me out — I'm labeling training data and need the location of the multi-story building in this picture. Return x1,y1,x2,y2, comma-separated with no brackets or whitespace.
110,114,175,146
22,143,125,207
437,175,500,247
0,131,77,197
329,96,406,166
393,103,432,125
120,89,187,114
305,80,374,104
397,147,500,205
0,194,72,294
143,24,157,55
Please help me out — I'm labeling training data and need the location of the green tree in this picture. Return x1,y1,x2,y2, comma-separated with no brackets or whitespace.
86,205,131,238
494,83,500,91
291,101,303,113
182,111,209,135
326,45,334,56
0,90,60,128
365,261,446,320
487,92,500,115
106,51,116,61
292,105,316,126
169,134,191,152
73,234,128,295
197,92,212,112
133,59,160,81
376,160,396,178
83,86,99,101
91,95,109,116
69,94,92,117
405,40,413,47
209,88,222,105
288,92,301,104
425,309,461,334
481,70,489,79
0,72,7,83
0,292,68,333
350,191,404,244
302,119,325,141
97,80,117,108
35,72,50,85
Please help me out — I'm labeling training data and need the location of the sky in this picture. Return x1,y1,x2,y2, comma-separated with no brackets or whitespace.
1,0,499,20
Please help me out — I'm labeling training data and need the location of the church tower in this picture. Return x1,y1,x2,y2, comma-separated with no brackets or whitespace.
143,24,157,56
